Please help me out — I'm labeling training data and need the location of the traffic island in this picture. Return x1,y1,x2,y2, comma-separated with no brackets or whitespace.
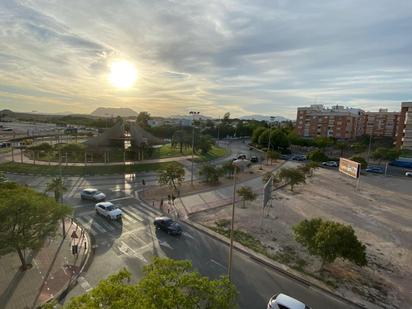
0,218,92,309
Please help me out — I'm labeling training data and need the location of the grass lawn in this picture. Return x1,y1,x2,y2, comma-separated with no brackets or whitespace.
153,144,228,161
0,161,180,176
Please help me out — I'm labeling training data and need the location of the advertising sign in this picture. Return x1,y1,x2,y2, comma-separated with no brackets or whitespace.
339,158,360,179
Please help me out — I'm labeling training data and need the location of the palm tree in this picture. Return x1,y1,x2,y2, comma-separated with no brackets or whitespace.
45,177,68,237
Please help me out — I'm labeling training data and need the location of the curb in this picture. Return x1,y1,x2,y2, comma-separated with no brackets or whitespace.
182,219,368,309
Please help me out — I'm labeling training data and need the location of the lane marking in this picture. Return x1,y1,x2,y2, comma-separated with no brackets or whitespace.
109,196,134,202
159,240,173,250
210,259,226,269
182,231,195,240
121,208,144,222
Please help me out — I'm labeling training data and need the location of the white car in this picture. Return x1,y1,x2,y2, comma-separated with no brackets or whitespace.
95,202,122,220
322,161,338,167
267,293,311,309
406,171,412,177
80,188,106,202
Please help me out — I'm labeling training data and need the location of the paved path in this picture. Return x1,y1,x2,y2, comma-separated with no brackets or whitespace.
0,218,90,309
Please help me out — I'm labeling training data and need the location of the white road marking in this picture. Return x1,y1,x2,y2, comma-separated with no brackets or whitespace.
83,215,109,233
159,240,173,250
118,241,149,263
78,276,93,292
182,231,195,240
121,208,144,222
109,196,134,202
210,259,226,269
76,217,98,235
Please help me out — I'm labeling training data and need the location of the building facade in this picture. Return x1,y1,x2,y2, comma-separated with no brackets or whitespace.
296,105,364,139
364,109,400,138
395,102,412,150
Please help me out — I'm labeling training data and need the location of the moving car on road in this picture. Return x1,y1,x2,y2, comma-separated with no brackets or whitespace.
154,216,182,235
366,166,384,174
267,293,311,309
322,161,338,167
405,171,412,177
291,155,306,161
250,156,258,163
95,202,122,220
80,188,106,201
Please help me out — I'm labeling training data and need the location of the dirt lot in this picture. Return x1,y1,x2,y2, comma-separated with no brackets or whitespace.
191,168,412,309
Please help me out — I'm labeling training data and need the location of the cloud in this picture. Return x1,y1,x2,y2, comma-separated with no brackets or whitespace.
0,0,411,118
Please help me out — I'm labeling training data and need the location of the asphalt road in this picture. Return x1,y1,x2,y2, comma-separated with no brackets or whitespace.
4,172,356,309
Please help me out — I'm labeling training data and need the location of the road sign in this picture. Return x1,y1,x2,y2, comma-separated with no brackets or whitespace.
71,231,78,239
339,158,360,179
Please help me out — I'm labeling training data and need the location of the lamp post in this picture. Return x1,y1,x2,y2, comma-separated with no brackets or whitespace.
228,158,249,281
189,111,199,185
266,116,275,165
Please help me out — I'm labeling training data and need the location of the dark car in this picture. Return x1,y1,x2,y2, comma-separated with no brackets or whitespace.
250,156,258,163
280,154,290,160
154,216,182,235
366,166,384,174
291,155,306,161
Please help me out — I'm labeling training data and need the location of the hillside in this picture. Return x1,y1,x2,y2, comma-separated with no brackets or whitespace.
91,107,138,118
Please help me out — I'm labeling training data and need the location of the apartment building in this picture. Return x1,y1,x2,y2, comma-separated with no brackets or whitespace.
395,102,412,150
364,109,400,138
296,105,364,139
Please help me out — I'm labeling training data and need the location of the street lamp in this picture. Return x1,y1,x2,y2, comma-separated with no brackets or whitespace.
228,158,249,281
266,116,275,165
189,111,200,185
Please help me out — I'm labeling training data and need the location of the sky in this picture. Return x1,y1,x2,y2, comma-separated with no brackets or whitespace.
0,0,412,119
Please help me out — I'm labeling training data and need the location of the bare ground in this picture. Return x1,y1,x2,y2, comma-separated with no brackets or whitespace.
191,168,412,309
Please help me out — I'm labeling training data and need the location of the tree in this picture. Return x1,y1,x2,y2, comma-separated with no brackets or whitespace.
0,172,7,183
267,150,280,165
136,112,151,128
278,167,306,191
67,258,237,309
223,112,230,121
158,163,185,191
236,186,257,208
251,127,266,144
308,150,329,162
293,218,367,270
350,156,368,169
258,129,289,151
196,134,214,154
0,183,70,269
299,161,320,177
372,147,400,163
336,141,349,157
221,160,236,178
199,163,221,184
45,177,68,236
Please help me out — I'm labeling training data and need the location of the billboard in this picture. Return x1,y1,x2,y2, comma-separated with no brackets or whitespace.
263,176,272,208
339,158,360,179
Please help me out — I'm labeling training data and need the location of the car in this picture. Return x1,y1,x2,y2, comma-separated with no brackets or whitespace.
322,161,338,167
250,156,258,163
95,202,122,220
267,293,311,309
366,166,384,174
154,216,182,235
80,188,106,201
280,154,290,160
405,171,412,177
237,154,247,160
291,155,306,161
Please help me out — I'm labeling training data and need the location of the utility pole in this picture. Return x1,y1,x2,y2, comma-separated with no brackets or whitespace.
266,116,275,165
189,111,199,185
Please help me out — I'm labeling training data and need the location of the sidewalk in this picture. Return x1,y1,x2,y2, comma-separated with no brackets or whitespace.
0,218,90,309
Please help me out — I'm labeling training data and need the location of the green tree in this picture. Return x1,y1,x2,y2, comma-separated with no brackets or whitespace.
299,161,320,177
196,134,214,154
251,127,266,144
278,167,306,191
267,150,280,165
67,258,237,309
0,183,70,269
158,164,185,191
350,156,368,169
351,142,367,154
199,163,221,184
372,147,400,163
336,141,349,157
45,177,68,236
258,129,289,151
221,160,236,178
236,186,257,208
136,112,151,128
308,150,329,162
293,218,367,269
0,172,8,183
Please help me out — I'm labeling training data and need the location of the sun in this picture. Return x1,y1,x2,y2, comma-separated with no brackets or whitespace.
109,60,137,89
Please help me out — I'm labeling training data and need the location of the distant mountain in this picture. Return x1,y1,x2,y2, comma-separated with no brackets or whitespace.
240,115,289,122
91,107,138,118
170,114,212,120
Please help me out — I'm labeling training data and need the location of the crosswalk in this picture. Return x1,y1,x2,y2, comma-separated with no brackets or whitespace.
76,204,151,236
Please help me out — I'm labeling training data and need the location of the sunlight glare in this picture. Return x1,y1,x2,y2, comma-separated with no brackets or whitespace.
109,60,137,89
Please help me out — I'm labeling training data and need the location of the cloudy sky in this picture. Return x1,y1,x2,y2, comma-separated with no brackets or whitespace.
1,0,411,118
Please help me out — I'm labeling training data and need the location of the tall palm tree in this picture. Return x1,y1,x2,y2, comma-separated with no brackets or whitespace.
45,177,68,237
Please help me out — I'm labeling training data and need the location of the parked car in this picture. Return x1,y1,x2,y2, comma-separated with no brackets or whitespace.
366,166,384,174
322,161,338,167
237,154,247,160
154,216,182,235
80,188,106,201
291,155,306,161
95,202,122,220
267,293,311,309
250,156,258,163
405,171,412,177
280,154,290,160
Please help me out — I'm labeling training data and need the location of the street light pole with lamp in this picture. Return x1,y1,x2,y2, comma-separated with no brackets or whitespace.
189,111,200,185
227,158,249,281
266,116,275,165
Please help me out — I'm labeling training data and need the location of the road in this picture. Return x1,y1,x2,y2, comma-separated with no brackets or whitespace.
6,173,356,309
